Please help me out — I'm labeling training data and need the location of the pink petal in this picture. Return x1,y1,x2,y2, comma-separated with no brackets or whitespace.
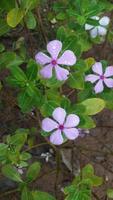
64,114,80,128
104,78,113,88
55,65,69,81
35,52,51,65
40,64,53,79
42,118,58,132
85,74,99,83
50,130,63,145
47,40,62,59
92,62,103,75
57,50,76,66
94,80,104,93
52,107,66,124
104,66,113,77
63,128,79,140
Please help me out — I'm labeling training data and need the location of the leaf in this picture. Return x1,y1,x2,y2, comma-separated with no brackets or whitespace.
107,189,113,198
7,131,28,151
0,0,15,11
82,164,94,178
26,162,41,183
32,191,56,200
40,100,60,117
26,59,38,81
7,8,24,27
68,72,84,89
21,186,33,200
9,65,27,85
0,143,8,161
21,0,40,11
80,98,105,115
0,19,10,36
2,164,23,183
64,185,91,200
79,115,96,129
26,11,36,29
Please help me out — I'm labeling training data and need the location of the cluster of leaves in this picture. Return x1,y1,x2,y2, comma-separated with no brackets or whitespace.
0,128,56,199
64,164,103,200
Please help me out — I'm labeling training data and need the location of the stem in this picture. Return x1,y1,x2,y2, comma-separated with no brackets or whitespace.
35,7,48,44
0,188,19,198
25,142,48,152
54,149,61,198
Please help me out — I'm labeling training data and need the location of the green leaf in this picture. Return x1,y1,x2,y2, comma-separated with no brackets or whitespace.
2,164,23,183
9,65,27,86
26,60,38,81
40,100,59,117
26,162,41,183
68,72,84,89
80,98,105,115
32,191,56,200
0,143,8,161
21,0,40,11
64,185,91,200
21,186,33,200
0,19,10,36
7,8,24,28
0,43,5,52
79,115,96,129
26,11,36,29
82,164,94,178
107,189,113,198
0,0,15,11
7,131,28,151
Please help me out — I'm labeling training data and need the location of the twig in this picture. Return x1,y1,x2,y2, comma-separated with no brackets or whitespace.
0,188,19,198
35,7,48,44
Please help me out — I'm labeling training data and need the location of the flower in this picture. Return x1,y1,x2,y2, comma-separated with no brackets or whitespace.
85,16,110,38
85,62,113,93
42,107,80,145
35,40,76,81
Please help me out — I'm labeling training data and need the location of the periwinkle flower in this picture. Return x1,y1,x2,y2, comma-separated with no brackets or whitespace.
85,16,110,38
42,107,80,145
35,40,76,81
85,62,113,94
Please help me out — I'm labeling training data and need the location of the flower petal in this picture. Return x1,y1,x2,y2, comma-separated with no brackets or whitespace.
40,64,53,79
94,80,104,93
63,128,79,140
104,66,113,77
98,26,107,36
35,52,51,65
104,78,113,88
47,40,62,59
52,107,66,124
64,114,80,128
85,74,99,83
92,62,103,75
55,65,69,81
57,50,76,66
99,16,110,26
85,24,94,30
42,118,58,132
91,16,100,20
90,27,98,38
50,130,63,145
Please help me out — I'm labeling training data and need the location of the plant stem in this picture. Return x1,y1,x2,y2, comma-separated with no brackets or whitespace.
54,149,61,198
0,188,19,198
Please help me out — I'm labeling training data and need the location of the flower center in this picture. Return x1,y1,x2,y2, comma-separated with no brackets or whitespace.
59,124,64,130
51,59,57,66
100,75,105,80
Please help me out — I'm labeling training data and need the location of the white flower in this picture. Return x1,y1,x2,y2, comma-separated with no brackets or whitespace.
85,16,110,38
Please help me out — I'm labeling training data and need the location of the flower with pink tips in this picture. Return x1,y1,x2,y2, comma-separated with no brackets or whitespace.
85,62,113,94
42,107,80,145
35,40,76,81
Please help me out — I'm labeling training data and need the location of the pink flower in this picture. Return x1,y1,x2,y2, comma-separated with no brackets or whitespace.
42,107,80,145
85,62,113,94
35,40,76,81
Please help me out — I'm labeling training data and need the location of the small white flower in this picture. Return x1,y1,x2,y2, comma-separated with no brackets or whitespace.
41,152,52,162
85,16,110,38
